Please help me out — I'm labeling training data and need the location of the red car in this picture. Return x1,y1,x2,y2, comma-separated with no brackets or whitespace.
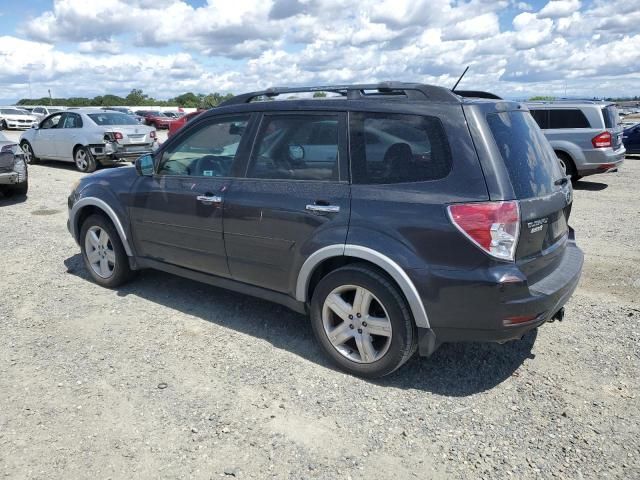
168,110,205,137
134,110,175,129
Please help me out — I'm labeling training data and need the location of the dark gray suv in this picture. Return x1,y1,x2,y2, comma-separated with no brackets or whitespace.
67,83,583,377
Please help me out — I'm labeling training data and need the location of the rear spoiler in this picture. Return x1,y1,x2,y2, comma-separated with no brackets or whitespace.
455,90,502,100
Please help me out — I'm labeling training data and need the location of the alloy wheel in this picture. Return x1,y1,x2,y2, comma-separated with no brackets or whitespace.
84,226,116,278
75,149,88,171
322,284,393,364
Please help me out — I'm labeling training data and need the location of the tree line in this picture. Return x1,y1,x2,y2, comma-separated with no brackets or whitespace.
16,89,234,108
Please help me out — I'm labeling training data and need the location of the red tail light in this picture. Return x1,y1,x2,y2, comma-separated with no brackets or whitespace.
150,130,156,139
447,201,520,261
591,131,612,148
113,132,123,141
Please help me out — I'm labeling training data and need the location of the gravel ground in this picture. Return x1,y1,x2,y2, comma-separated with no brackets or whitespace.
1,128,638,479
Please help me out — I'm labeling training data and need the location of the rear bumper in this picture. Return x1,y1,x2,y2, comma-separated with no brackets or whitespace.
0,171,19,184
89,142,156,161
413,240,584,354
579,146,625,175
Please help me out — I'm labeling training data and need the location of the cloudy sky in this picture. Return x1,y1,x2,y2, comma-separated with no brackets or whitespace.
0,0,638,103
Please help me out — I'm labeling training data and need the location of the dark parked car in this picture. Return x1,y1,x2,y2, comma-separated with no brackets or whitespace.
134,110,175,129
0,132,28,197
622,123,640,154
67,83,583,377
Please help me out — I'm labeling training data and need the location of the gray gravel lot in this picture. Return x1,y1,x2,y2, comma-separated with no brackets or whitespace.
1,128,638,479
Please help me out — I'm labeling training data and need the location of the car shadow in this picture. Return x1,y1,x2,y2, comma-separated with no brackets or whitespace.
63,254,535,396
573,180,608,191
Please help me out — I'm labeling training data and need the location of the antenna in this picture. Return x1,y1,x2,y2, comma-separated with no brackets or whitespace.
452,66,469,91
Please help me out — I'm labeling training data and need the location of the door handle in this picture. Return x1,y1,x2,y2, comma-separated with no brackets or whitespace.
306,204,340,214
196,194,222,205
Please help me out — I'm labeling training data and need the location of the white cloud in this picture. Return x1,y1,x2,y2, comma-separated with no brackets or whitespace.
537,0,581,19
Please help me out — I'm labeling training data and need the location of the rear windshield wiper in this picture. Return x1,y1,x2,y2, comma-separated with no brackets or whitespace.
554,177,568,186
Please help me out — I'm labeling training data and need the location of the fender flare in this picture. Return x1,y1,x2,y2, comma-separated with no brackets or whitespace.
69,197,133,256
295,244,430,328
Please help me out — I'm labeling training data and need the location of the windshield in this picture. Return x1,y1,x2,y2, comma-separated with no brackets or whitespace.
487,110,563,199
49,108,62,113
0,109,28,115
88,112,139,126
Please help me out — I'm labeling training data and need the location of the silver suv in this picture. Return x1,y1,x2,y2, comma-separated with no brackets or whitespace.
526,100,625,181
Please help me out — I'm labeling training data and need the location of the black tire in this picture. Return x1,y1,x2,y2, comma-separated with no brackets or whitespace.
556,152,577,179
80,213,134,288
310,264,417,378
20,141,38,164
0,120,7,130
74,146,97,173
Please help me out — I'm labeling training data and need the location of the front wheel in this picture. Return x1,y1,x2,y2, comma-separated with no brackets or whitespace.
20,141,38,164
0,120,7,130
74,146,96,173
310,264,417,378
80,214,134,288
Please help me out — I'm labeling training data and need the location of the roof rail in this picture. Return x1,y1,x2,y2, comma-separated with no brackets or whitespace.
454,90,502,100
218,82,462,107
525,98,609,104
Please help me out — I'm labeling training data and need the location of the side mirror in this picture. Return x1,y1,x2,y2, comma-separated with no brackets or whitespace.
288,144,305,161
135,154,154,176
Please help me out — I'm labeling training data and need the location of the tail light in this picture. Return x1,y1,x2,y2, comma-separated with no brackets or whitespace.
150,130,156,140
113,132,123,142
447,201,520,261
591,131,612,148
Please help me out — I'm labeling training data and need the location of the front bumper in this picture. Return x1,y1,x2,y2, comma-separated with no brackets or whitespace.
413,240,584,354
5,122,36,130
0,171,19,184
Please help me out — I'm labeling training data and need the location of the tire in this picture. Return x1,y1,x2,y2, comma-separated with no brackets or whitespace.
80,214,134,288
0,120,7,130
20,141,38,165
556,152,577,179
74,146,97,173
310,264,417,378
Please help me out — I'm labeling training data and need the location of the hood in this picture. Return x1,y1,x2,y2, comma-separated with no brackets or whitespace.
2,114,36,121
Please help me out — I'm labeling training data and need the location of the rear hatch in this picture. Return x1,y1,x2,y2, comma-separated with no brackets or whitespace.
481,107,573,282
602,105,624,149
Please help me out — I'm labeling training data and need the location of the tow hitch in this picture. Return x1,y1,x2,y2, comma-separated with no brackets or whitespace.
548,307,565,323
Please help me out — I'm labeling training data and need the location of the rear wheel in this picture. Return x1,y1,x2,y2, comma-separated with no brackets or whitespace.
20,141,38,164
74,146,96,173
7,180,28,196
310,264,417,378
80,214,134,288
556,152,577,180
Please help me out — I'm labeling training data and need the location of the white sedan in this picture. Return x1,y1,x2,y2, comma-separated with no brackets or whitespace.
0,108,38,130
20,109,158,172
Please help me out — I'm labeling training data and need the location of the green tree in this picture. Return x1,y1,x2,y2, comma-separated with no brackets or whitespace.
529,95,556,101
125,88,149,106
313,91,327,98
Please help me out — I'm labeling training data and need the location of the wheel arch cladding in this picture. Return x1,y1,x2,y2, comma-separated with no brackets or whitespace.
296,244,430,328
71,197,133,256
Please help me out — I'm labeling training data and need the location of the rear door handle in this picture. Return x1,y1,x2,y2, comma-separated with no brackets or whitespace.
306,204,340,214
197,194,222,205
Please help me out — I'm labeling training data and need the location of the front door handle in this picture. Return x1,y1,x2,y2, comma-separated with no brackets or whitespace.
306,204,340,214
196,194,222,205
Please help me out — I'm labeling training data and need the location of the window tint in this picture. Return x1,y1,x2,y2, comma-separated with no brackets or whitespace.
88,113,138,125
61,113,83,128
158,115,250,177
247,114,339,181
487,111,562,199
601,106,619,128
41,114,63,129
548,109,590,129
529,109,549,129
350,112,451,184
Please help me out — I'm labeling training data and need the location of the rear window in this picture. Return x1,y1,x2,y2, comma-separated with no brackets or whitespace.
487,111,562,199
88,113,138,125
602,106,619,128
548,109,590,129
350,112,452,184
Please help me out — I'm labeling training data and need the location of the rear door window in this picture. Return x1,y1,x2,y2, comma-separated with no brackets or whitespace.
349,112,452,184
548,109,590,129
486,111,562,199
529,109,549,129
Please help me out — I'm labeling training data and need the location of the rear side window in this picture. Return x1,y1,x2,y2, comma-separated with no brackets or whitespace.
601,106,619,128
548,109,590,129
487,111,562,199
350,112,451,184
529,109,549,129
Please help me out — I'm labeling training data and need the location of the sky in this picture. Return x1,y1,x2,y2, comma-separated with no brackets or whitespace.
0,0,638,103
